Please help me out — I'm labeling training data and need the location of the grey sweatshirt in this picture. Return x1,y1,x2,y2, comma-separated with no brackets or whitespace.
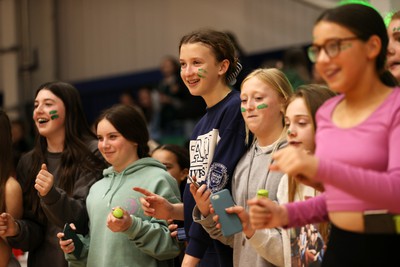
194,140,289,267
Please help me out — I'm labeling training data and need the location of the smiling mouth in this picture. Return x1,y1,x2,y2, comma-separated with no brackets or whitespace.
187,78,200,85
37,118,49,124
389,62,400,69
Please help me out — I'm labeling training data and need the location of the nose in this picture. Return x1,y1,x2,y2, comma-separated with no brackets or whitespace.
387,40,395,56
287,127,296,137
181,65,195,77
101,139,110,149
315,48,330,63
246,98,256,111
34,103,44,114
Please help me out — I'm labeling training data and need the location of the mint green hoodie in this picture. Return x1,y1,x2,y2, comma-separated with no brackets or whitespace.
67,157,181,267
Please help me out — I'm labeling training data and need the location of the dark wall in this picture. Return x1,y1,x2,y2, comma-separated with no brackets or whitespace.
74,44,310,125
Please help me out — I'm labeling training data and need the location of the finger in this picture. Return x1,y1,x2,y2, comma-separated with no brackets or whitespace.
212,214,219,223
247,198,261,206
168,224,178,231
138,197,149,207
144,196,159,204
57,232,65,239
192,184,208,199
226,206,243,214
189,183,198,195
201,189,211,199
133,187,154,196
34,183,43,193
196,184,206,193
67,242,76,253
35,173,44,184
143,209,155,217
70,223,76,231
269,163,280,171
41,163,47,171
210,206,215,214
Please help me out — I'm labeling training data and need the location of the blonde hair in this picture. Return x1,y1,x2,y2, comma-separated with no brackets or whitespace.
240,68,293,143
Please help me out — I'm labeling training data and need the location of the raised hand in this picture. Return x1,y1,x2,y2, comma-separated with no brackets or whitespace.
189,181,211,217
0,213,18,237
107,207,132,232
133,187,183,220
270,146,319,186
247,197,288,229
35,163,55,196
57,223,76,254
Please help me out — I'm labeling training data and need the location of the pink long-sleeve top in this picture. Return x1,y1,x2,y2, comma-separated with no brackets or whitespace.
286,89,400,227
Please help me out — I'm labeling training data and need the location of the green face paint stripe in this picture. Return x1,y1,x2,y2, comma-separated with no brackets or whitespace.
49,110,57,115
198,68,207,73
197,68,207,78
51,115,59,120
256,103,268,109
241,107,246,112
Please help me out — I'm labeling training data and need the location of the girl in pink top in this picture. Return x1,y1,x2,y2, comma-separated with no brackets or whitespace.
248,3,400,266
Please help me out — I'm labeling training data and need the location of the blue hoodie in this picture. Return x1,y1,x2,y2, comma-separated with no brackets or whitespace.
67,157,181,267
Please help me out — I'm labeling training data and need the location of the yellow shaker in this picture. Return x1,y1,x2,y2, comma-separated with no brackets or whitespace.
257,189,269,198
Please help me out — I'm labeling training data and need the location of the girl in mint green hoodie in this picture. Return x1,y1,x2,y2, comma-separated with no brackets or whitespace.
58,104,181,267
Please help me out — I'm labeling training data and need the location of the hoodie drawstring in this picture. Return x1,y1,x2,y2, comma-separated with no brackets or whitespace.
102,172,116,200
104,169,128,207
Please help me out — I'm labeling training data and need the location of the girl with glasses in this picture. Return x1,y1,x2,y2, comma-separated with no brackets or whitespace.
248,3,400,266
387,10,400,82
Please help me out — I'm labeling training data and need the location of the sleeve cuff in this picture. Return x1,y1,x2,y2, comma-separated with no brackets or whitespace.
41,186,61,205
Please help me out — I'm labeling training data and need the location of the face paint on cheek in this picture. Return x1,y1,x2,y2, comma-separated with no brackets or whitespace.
256,103,268,110
393,26,400,33
49,110,59,120
197,68,207,78
241,107,246,113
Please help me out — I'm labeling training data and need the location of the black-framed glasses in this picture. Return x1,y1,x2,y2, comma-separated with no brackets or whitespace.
307,37,359,63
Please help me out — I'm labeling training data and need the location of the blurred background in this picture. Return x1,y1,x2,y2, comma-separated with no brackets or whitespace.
0,0,399,145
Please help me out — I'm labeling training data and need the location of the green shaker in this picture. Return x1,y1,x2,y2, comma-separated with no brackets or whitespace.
257,189,269,198
394,215,400,234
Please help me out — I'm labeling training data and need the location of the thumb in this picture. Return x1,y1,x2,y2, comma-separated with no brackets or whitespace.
41,163,47,171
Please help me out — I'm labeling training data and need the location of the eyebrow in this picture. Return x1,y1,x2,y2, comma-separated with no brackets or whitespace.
34,98,56,103
97,131,119,136
311,37,351,45
285,114,310,118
